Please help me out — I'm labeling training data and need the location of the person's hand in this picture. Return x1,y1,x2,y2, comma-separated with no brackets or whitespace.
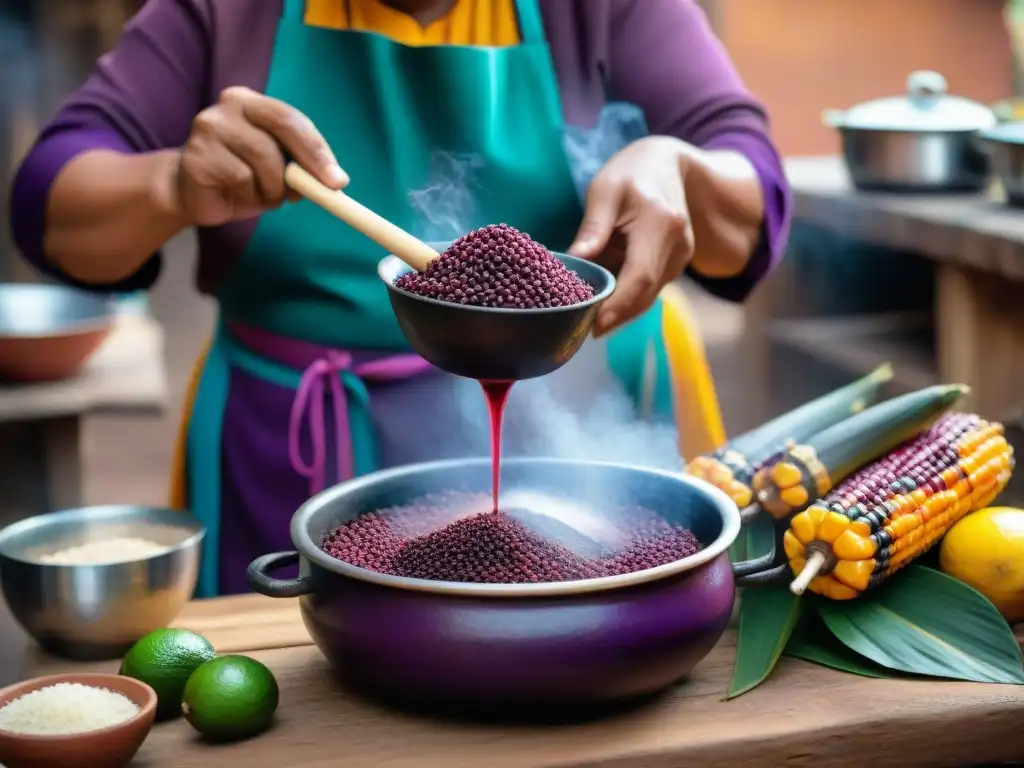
172,87,349,227
568,136,694,337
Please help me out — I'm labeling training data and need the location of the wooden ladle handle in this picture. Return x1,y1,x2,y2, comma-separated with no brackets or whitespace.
284,163,438,272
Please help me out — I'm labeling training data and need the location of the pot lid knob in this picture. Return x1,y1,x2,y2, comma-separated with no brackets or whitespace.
907,70,947,110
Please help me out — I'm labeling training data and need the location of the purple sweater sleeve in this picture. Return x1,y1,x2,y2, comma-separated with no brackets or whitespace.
605,0,792,302
8,0,211,292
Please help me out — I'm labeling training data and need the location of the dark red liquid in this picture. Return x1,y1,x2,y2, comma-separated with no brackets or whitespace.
480,380,514,512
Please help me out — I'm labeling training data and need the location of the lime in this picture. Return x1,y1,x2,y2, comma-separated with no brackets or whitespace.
120,628,216,720
181,655,279,741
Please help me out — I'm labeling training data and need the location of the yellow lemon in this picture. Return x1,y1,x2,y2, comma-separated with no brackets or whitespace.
939,507,1024,623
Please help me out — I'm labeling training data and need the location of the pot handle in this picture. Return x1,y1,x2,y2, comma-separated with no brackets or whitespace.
730,517,790,588
247,551,314,598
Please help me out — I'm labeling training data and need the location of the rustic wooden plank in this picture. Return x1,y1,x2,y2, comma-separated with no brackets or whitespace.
0,315,169,425
21,595,309,678
785,156,1024,283
23,596,1024,767
936,264,1024,421
125,625,1024,768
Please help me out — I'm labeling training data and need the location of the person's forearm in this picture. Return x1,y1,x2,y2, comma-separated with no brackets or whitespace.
44,149,186,284
679,145,764,279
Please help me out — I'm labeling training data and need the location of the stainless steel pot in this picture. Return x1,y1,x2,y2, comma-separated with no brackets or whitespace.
979,122,1024,207
824,71,996,193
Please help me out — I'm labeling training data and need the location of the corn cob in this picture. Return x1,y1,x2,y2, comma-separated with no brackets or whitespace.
750,384,967,522
785,413,1015,599
685,364,893,507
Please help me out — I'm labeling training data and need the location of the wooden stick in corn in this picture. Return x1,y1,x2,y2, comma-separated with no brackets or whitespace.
785,413,1014,599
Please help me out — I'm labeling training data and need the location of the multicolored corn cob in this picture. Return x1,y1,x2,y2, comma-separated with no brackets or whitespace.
685,364,893,507
785,413,1015,599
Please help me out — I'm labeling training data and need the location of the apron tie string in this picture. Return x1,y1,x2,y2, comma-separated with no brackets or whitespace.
288,350,434,497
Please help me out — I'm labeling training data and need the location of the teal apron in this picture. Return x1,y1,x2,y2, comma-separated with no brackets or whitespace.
187,0,673,597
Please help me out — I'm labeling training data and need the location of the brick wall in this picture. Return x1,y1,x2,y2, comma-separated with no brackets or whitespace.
712,0,1014,155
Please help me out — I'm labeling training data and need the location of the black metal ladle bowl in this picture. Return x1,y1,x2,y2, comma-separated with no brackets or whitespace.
378,242,616,381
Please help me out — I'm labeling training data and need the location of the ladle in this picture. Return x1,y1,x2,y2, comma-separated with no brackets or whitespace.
284,163,438,272
286,163,616,381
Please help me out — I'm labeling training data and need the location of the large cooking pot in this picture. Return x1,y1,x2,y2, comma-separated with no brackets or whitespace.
248,458,782,711
824,70,996,193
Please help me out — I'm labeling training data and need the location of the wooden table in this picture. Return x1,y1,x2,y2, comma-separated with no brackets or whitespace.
0,312,168,521
747,156,1024,424
21,594,1024,768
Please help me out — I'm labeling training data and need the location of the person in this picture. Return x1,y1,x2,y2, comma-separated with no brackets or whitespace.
9,0,792,597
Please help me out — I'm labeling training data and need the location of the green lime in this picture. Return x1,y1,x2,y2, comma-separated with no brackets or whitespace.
181,655,279,741
120,628,216,720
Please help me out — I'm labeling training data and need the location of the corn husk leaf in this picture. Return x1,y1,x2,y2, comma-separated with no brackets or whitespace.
727,584,804,699
785,608,892,678
818,566,1024,685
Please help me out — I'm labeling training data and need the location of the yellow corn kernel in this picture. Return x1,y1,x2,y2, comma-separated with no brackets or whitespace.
770,461,803,489
779,484,809,509
686,456,713,474
817,511,851,543
832,528,877,560
849,519,872,537
789,510,818,544
832,559,874,590
783,529,805,559
707,463,735,486
727,481,753,507
808,575,859,600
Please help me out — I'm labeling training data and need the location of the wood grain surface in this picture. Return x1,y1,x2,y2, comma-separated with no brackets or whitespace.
21,594,308,678
21,595,1024,768
785,157,1024,283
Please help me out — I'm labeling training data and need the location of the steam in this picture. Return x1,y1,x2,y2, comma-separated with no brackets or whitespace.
562,102,649,199
401,103,683,533
408,152,485,243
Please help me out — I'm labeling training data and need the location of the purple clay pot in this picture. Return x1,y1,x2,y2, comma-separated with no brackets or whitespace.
248,458,783,713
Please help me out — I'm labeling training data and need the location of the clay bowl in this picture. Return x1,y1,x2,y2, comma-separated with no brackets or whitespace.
378,242,616,381
248,458,782,715
0,672,157,768
0,284,115,383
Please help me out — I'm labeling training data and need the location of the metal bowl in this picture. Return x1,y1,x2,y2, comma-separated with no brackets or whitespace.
378,242,616,381
248,458,780,713
0,284,116,382
980,123,1024,207
0,506,204,661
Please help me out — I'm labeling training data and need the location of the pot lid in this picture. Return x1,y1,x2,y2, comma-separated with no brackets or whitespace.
981,120,1024,145
826,71,996,132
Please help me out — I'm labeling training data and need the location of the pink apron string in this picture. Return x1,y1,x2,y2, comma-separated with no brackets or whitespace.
287,350,432,496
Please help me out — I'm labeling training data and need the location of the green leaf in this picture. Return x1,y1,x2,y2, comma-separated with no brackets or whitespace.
729,512,774,564
726,534,745,563
727,584,804,699
785,608,891,678
818,565,1024,685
